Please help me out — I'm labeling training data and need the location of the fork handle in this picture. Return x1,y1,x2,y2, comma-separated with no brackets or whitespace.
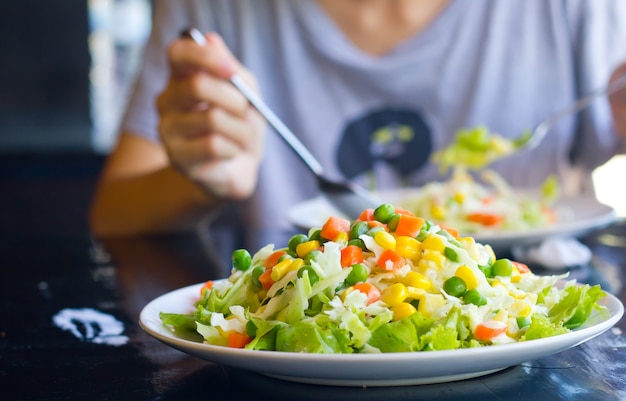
528,74,626,149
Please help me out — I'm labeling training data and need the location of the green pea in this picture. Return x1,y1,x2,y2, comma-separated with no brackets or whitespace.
464,289,487,306
479,264,493,278
444,247,459,262
492,258,514,277
232,249,252,271
309,229,322,242
449,238,463,248
348,238,366,250
250,265,265,288
288,234,309,254
278,253,294,263
416,228,430,242
246,320,257,337
374,203,395,223
297,265,319,286
345,263,368,286
366,226,386,236
387,214,401,231
437,229,454,241
304,249,323,264
349,221,369,240
443,276,467,297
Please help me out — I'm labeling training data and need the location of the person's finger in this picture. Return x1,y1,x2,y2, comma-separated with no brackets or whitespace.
160,107,254,149
167,32,239,80
164,128,241,170
157,73,249,115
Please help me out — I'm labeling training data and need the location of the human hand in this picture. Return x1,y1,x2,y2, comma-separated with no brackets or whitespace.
609,62,626,140
156,32,265,200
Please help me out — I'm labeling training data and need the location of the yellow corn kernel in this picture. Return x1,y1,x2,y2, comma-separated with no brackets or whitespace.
458,236,474,247
395,236,420,260
417,259,431,271
290,258,304,271
216,316,240,338
334,232,349,244
295,240,320,259
270,258,292,281
340,286,354,302
391,302,417,321
453,192,465,204
417,257,442,271
493,309,509,322
374,230,396,250
455,265,478,290
510,300,532,318
402,271,431,290
491,279,507,292
381,283,408,306
430,204,446,220
405,286,426,300
396,246,419,261
421,249,446,268
510,267,521,283
270,258,304,281
421,234,446,253
458,237,480,261
418,293,446,317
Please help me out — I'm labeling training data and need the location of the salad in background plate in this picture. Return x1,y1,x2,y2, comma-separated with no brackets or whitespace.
406,125,560,234
160,203,607,354
400,167,560,235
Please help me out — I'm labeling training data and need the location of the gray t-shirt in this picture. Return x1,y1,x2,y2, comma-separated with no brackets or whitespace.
123,0,626,230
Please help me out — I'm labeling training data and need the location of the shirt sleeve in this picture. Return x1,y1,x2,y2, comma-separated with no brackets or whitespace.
566,0,626,169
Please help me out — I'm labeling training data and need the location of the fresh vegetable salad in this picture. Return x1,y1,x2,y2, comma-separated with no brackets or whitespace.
160,204,606,353
399,168,559,234
401,125,559,233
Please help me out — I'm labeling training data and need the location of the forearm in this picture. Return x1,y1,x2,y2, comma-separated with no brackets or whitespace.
609,64,626,141
89,164,222,237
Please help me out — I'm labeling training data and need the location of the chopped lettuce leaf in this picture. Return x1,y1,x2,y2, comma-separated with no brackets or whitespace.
196,322,228,346
368,316,421,352
275,319,351,353
521,314,569,341
548,284,606,329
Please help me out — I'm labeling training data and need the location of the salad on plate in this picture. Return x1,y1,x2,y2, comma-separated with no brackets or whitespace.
160,203,607,354
400,125,560,234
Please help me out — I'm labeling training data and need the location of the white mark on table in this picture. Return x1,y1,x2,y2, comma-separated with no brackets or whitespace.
52,308,129,346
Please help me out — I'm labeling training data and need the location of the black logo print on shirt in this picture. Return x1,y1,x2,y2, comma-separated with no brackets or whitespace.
337,108,432,179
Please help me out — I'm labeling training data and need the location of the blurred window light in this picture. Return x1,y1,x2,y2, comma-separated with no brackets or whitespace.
88,0,151,153
593,155,626,218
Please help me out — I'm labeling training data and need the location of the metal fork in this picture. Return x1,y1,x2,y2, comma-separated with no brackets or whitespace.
181,28,380,219
522,74,626,150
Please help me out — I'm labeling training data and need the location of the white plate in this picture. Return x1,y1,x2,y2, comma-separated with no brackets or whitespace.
286,190,617,253
139,282,623,387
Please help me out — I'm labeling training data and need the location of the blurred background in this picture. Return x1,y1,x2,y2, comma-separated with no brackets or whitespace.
0,0,623,217
0,0,150,153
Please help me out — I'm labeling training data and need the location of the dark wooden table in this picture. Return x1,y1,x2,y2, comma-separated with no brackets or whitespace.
1,153,625,400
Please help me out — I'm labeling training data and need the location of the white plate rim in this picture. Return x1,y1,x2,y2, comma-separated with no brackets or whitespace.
139,282,624,386
286,190,617,252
